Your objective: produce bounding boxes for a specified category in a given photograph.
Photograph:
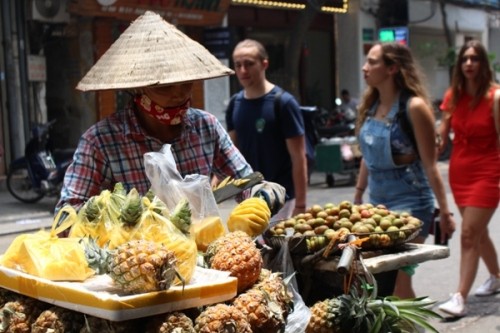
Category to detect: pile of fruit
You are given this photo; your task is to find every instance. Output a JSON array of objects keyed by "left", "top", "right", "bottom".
[
  {"left": 0, "top": 230, "right": 440, "bottom": 333},
  {"left": 0, "top": 184, "right": 442, "bottom": 332},
  {"left": 265, "top": 200, "right": 423, "bottom": 253}
]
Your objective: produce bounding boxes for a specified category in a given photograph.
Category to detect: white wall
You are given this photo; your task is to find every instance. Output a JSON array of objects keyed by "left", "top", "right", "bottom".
[{"left": 337, "top": 0, "right": 367, "bottom": 102}]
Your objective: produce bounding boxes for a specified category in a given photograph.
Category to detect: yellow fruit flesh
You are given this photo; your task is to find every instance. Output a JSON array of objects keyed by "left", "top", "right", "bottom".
[{"left": 191, "top": 216, "right": 226, "bottom": 252}]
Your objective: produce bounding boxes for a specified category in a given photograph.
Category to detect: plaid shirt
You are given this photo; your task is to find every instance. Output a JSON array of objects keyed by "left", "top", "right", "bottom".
[{"left": 58, "top": 105, "right": 252, "bottom": 210}]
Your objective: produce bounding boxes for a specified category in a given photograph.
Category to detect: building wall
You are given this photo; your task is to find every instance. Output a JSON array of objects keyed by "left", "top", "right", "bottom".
[{"left": 337, "top": 0, "right": 496, "bottom": 103}]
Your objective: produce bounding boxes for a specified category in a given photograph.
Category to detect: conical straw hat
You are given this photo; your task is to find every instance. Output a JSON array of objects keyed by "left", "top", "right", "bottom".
[{"left": 76, "top": 11, "right": 234, "bottom": 91}]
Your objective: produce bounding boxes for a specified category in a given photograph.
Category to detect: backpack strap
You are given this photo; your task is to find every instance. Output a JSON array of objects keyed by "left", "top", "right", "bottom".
[
  {"left": 395, "top": 91, "right": 418, "bottom": 155},
  {"left": 273, "top": 88, "right": 285, "bottom": 122},
  {"left": 225, "top": 92, "right": 242, "bottom": 128}
]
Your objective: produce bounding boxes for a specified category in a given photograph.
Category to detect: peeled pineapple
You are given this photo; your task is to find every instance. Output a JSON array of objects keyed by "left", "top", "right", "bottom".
[
  {"left": 190, "top": 216, "right": 226, "bottom": 252},
  {"left": 0, "top": 213, "right": 94, "bottom": 281},
  {"left": 227, "top": 197, "right": 271, "bottom": 237}
]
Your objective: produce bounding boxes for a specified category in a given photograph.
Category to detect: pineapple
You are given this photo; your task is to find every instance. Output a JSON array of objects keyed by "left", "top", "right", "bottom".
[
  {"left": 194, "top": 304, "right": 252, "bottom": 333},
  {"left": 232, "top": 288, "right": 285, "bottom": 333},
  {"left": 0, "top": 296, "right": 48, "bottom": 333},
  {"left": 306, "top": 286, "right": 442, "bottom": 333},
  {"left": 108, "top": 188, "right": 144, "bottom": 249},
  {"left": 252, "top": 270, "right": 294, "bottom": 319},
  {"left": 306, "top": 296, "right": 350, "bottom": 333},
  {"left": 84, "top": 239, "right": 182, "bottom": 294},
  {"left": 145, "top": 312, "right": 195, "bottom": 333},
  {"left": 80, "top": 316, "right": 139, "bottom": 333},
  {"left": 31, "top": 306, "right": 84, "bottom": 333},
  {"left": 169, "top": 198, "right": 192, "bottom": 234},
  {"left": 204, "top": 231, "right": 253, "bottom": 267},
  {"left": 208, "top": 232, "right": 262, "bottom": 292}
]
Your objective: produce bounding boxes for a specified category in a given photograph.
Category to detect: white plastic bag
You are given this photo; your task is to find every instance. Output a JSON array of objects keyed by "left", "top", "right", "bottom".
[
  {"left": 144, "top": 144, "right": 220, "bottom": 220},
  {"left": 285, "top": 283, "right": 311, "bottom": 333},
  {"left": 144, "top": 145, "right": 226, "bottom": 251}
]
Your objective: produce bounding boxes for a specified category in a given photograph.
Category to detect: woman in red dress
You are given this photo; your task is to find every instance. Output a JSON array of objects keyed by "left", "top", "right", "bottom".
[{"left": 438, "top": 40, "right": 500, "bottom": 317}]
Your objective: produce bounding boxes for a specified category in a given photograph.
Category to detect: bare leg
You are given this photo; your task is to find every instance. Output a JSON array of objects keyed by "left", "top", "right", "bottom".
[
  {"left": 457, "top": 206, "right": 496, "bottom": 298},
  {"left": 393, "top": 236, "right": 425, "bottom": 299},
  {"left": 479, "top": 226, "right": 500, "bottom": 278}
]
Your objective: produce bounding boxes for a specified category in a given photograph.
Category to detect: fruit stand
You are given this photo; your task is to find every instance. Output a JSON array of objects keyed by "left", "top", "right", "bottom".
[{"left": 0, "top": 181, "right": 448, "bottom": 332}]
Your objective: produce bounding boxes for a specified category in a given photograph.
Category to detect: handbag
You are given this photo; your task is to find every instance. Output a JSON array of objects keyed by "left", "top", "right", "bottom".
[{"left": 429, "top": 208, "right": 448, "bottom": 246}]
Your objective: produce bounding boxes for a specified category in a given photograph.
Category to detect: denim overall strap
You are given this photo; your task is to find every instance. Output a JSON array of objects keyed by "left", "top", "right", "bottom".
[{"left": 359, "top": 98, "right": 402, "bottom": 171}]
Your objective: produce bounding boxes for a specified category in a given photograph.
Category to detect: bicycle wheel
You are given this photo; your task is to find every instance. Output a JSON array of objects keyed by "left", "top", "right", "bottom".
[{"left": 6, "top": 165, "right": 45, "bottom": 203}]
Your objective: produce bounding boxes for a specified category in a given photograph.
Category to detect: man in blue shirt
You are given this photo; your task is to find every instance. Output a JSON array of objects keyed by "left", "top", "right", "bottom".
[{"left": 226, "top": 39, "right": 308, "bottom": 219}]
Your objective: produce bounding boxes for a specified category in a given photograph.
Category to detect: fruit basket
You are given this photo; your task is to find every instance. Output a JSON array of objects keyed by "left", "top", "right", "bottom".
[
  {"left": 264, "top": 224, "right": 421, "bottom": 255},
  {"left": 263, "top": 201, "right": 424, "bottom": 255}
]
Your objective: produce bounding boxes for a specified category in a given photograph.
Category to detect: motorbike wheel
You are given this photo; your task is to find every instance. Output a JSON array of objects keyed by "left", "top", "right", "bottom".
[{"left": 6, "top": 165, "right": 45, "bottom": 203}]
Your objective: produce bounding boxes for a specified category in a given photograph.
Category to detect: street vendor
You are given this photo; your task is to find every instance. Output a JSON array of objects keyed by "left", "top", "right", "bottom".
[{"left": 56, "top": 11, "right": 284, "bottom": 213}]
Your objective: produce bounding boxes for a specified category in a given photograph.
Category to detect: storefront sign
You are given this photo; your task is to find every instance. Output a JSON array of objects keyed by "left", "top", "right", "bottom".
[
  {"left": 27, "top": 55, "right": 47, "bottom": 82},
  {"left": 204, "top": 27, "right": 231, "bottom": 59},
  {"left": 69, "top": 0, "right": 231, "bottom": 26},
  {"left": 378, "top": 26, "right": 409, "bottom": 45}
]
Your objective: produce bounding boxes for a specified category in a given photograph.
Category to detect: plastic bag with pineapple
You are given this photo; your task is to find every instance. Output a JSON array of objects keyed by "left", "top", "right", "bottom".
[
  {"left": 144, "top": 144, "right": 225, "bottom": 251},
  {"left": 0, "top": 208, "right": 94, "bottom": 281}
]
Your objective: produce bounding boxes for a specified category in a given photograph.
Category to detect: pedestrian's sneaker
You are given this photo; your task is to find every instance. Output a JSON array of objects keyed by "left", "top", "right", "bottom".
[
  {"left": 438, "top": 293, "right": 467, "bottom": 317},
  {"left": 474, "top": 275, "right": 500, "bottom": 296}
]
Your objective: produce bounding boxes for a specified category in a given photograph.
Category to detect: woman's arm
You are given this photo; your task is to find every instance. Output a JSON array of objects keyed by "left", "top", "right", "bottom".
[
  {"left": 409, "top": 97, "right": 456, "bottom": 240},
  {"left": 354, "top": 158, "right": 368, "bottom": 204}
]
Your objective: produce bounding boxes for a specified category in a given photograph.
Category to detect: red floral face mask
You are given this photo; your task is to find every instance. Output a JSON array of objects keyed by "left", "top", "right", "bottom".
[{"left": 134, "top": 94, "right": 190, "bottom": 125}]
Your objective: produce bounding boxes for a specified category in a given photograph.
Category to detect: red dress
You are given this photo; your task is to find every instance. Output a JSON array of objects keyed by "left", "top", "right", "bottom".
[{"left": 440, "top": 88, "right": 500, "bottom": 208}]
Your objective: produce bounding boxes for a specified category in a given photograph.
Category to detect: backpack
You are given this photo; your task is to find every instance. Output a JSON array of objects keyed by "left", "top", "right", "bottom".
[{"left": 227, "top": 89, "right": 320, "bottom": 163}]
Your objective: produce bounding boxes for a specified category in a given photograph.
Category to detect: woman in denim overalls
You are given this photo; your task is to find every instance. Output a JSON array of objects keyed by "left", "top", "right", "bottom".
[{"left": 354, "top": 43, "right": 456, "bottom": 299}]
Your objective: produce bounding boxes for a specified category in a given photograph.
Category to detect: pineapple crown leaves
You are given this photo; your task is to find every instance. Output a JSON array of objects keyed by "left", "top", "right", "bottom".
[
  {"left": 169, "top": 198, "right": 192, "bottom": 234},
  {"left": 145, "top": 188, "right": 155, "bottom": 202},
  {"left": 0, "top": 305, "right": 17, "bottom": 332},
  {"left": 113, "top": 182, "right": 127, "bottom": 196},
  {"left": 368, "top": 296, "right": 442, "bottom": 333},
  {"left": 157, "top": 257, "right": 186, "bottom": 293},
  {"left": 80, "top": 237, "right": 112, "bottom": 275},
  {"left": 84, "top": 196, "right": 101, "bottom": 223},
  {"left": 119, "top": 188, "right": 143, "bottom": 225}
]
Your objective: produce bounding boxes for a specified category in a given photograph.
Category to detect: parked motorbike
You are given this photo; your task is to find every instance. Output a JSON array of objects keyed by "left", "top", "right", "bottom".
[
  {"left": 314, "top": 104, "right": 356, "bottom": 139},
  {"left": 6, "top": 120, "right": 74, "bottom": 203}
]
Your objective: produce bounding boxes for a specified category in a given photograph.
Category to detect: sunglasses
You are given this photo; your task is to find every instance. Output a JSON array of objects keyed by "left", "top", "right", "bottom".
[{"left": 461, "top": 55, "right": 480, "bottom": 63}]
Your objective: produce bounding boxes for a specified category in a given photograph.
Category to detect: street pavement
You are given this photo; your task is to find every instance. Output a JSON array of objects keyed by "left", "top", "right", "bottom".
[{"left": 0, "top": 163, "right": 499, "bottom": 332}]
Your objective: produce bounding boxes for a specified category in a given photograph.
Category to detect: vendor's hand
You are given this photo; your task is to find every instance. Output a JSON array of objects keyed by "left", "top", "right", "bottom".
[
  {"left": 292, "top": 206, "right": 306, "bottom": 217},
  {"left": 251, "top": 181, "right": 286, "bottom": 215},
  {"left": 439, "top": 211, "right": 456, "bottom": 244}
]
